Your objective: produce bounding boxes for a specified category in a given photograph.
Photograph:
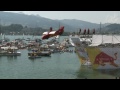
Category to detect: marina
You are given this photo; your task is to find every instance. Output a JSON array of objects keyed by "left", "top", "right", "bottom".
[
  {"left": 0, "top": 35, "right": 120, "bottom": 79},
  {"left": 1, "top": 11, "right": 120, "bottom": 79}
]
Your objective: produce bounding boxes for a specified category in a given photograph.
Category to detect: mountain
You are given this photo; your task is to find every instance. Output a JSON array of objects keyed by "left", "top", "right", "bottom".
[
  {"left": 0, "top": 11, "right": 76, "bottom": 32},
  {"left": 102, "top": 23, "right": 120, "bottom": 34},
  {"left": 58, "top": 19, "right": 100, "bottom": 29},
  {"left": 0, "top": 11, "right": 102, "bottom": 32}
]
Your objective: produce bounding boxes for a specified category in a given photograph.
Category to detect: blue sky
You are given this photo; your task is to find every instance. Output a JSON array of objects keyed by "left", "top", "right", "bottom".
[{"left": 4, "top": 11, "right": 120, "bottom": 24}]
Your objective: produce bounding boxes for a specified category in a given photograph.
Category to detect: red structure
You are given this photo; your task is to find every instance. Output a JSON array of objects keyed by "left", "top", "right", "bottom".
[{"left": 42, "top": 26, "right": 64, "bottom": 40}]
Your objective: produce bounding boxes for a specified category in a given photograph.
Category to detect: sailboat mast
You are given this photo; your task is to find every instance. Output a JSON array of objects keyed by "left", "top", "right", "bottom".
[
  {"left": 0, "top": 19, "right": 2, "bottom": 40},
  {"left": 100, "top": 22, "right": 101, "bottom": 34},
  {"left": 0, "top": 19, "right": 1, "bottom": 33},
  {"left": 59, "top": 22, "right": 60, "bottom": 28},
  {"left": 100, "top": 22, "right": 103, "bottom": 44}
]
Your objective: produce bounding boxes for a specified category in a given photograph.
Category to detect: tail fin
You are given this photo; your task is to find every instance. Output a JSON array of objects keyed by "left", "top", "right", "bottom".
[
  {"left": 60, "top": 26, "right": 64, "bottom": 35},
  {"left": 60, "top": 26, "right": 64, "bottom": 30},
  {"left": 55, "top": 26, "right": 64, "bottom": 35}
]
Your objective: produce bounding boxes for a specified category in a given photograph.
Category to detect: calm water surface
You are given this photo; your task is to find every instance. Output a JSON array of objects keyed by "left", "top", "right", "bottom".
[{"left": 0, "top": 35, "right": 120, "bottom": 79}]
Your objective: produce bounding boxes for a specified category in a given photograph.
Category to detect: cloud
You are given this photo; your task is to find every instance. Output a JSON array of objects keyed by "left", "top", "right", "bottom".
[{"left": 105, "top": 13, "right": 120, "bottom": 23}]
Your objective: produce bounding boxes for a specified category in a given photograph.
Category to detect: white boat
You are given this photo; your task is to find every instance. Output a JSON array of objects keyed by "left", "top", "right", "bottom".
[
  {"left": 69, "top": 35, "right": 92, "bottom": 47},
  {"left": 69, "top": 35, "right": 81, "bottom": 47},
  {"left": 0, "top": 46, "right": 21, "bottom": 56},
  {"left": 55, "top": 35, "right": 59, "bottom": 39},
  {"left": 28, "top": 49, "right": 51, "bottom": 57}
]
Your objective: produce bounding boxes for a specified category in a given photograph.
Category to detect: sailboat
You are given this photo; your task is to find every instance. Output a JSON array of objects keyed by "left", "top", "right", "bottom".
[{"left": 22, "top": 33, "right": 25, "bottom": 40}]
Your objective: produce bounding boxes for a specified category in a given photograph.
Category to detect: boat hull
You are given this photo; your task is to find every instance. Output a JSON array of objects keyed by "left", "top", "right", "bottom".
[
  {"left": 28, "top": 51, "right": 51, "bottom": 56},
  {"left": 75, "top": 46, "right": 90, "bottom": 65},
  {"left": 0, "top": 52, "right": 21, "bottom": 56},
  {"left": 28, "top": 56, "right": 41, "bottom": 59},
  {"left": 86, "top": 47, "right": 120, "bottom": 69}
]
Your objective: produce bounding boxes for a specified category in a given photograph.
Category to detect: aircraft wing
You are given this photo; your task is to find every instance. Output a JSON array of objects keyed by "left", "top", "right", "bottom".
[
  {"left": 43, "top": 32, "right": 49, "bottom": 35},
  {"left": 49, "top": 31, "right": 56, "bottom": 34}
]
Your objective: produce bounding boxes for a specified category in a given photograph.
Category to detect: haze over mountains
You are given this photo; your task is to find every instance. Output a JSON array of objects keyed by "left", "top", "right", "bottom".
[
  {"left": 0, "top": 11, "right": 101, "bottom": 31},
  {"left": 0, "top": 11, "right": 120, "bottom": 33}
]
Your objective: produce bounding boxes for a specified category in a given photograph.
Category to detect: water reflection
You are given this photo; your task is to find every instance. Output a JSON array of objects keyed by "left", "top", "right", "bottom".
[
  {"left": 76, "top": 65, "right": 93, "bottom": 79},
  {"left": 7, "top": 56, "right": 18, "bottom": 60},
  {"left": 28, "top": 56, "right": 52, "bottom": 63},
  {"left": 96, "top": 69, "right": 120, "bottom": 78},
  {"left": 0, "top": 56, "right": 2, "bottom": 59},
  {"left": 76, "top": 65, "right": 120, "bottom": 79},
  {"left": 0, "top": 56, "right": 18, "bottom": 62}
]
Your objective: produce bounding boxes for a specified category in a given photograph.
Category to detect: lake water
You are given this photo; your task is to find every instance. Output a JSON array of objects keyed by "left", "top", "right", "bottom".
[{"left": 0, "top": 35, "right": 119, "bottom": 79}]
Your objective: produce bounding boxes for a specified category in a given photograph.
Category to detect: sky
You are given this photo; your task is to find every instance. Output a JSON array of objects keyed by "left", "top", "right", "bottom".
[{"left": 4, "top": 11, "right": 120, "bottom": 24}]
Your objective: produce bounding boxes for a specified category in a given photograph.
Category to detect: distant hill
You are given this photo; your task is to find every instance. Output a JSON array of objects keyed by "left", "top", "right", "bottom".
[
  {"left": 0, "top": 11, "right": 76, "bottom": 32},
  {"left": 102, "top": 23, "right": 120, "bottom": 34},
  {"left": 58, "top": 19, "right": 100, "bottom": 29},
  {"left": 0, "top": 11, "right": 108, "bottom": 32}
]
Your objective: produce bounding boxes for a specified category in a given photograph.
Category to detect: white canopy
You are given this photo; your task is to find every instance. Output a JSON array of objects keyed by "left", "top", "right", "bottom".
[{"left": 89, "top": 35, "right": 120, "bottom": 46}]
